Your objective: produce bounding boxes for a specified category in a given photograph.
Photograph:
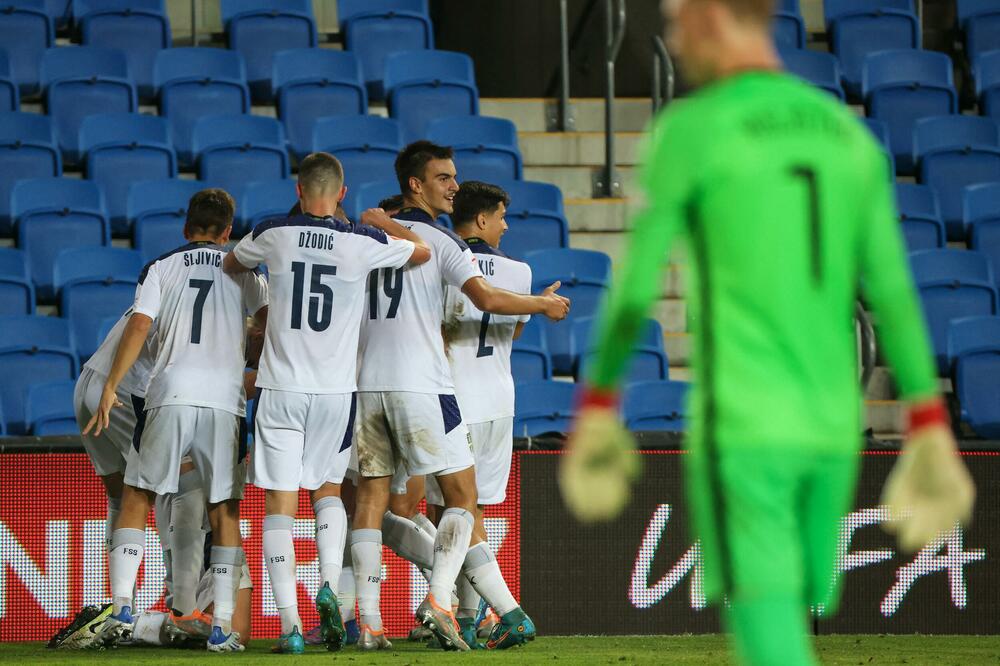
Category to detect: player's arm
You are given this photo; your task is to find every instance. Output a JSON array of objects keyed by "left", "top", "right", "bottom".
[
  {"left": 223, "top": 251, "right": 252, "bottom": 274},
  {"left": 225, "top": 232, "right": 270, "bottom": 275},
  {"left": 84, "top": 313, "right": 153, "bottom": 436},
  {"left": 361, "top": 208, "right": 431, "bottom": 266},
  {"left": 461, "top": 276, "right": 569, "bottom": 321}
]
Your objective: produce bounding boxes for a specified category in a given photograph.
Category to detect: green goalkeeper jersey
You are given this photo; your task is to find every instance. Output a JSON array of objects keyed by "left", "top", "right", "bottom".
[{"left": 588, "top": 71, "right": 938, "bottom": 452}]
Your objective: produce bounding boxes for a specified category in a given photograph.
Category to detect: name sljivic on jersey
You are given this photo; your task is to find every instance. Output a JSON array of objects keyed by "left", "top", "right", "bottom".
[
  {"left": 444, "top": 238, "right": 531, "bottom": 423},
  {"left": 232, "top": 214, "right": 415, "bottom": 393},
  {"left": 358, "top": 208, "right": 483, "bottom": 394},
  {"left": 133, "top": 241, "right": 268, "bottom": 416}
]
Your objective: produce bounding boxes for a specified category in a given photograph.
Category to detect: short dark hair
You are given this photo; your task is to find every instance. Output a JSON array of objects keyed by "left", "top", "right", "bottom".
[
  {"left": 395, "top": 141, "right": 454, "bottom": 195},
  {"left": 299, "top": 152, "right": 345, "bottom": 196},
  {"left": 185, "top": 188, "right": 234, "bottom": 236},
  {"left": 451, "top": 181, "right": 510, "bottom": 227},
  {"left": 378, "top": 194, "right": 406, "bottom": 211}
]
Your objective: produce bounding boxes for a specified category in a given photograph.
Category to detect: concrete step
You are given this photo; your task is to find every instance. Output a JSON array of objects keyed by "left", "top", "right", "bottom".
[
  {"left": 524, "top": 165, "right": 638, "bottom": 199},
  {"left": 519, "top": 131, "right": 643, "bottom": 167},
  {"left": 867, "top": 400, "right": 905, "bottom": 435},
  {"left": 653, "top": 298, "right": 687, "bottom": 334},
  {"left": 481, "top": 97, "right": 653, "bottom": 133},
  {"left": 564, "top": 198, "right": 631, "bottom": 232}
]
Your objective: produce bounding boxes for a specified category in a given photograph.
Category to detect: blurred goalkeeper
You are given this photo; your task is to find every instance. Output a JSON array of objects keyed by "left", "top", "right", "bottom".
[{"left": 560, "top": 0, "right": 975, "bottom": 664}]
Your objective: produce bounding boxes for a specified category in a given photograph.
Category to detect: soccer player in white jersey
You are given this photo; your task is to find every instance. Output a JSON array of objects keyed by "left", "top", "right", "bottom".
[
  {"left": 85, "top": 189, "right": 269, "bottom": 653},
  {"left": 223, "top": 153, "right": 431, "bottom": 654},
  {"left": 352, "top": 141, "right": 569, "bottom": 651}
]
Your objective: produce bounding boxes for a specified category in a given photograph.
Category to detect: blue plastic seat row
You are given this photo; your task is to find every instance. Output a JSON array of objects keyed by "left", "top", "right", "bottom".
[{"left": 948, "top": 314, "right": 1000, "bottom": 438}]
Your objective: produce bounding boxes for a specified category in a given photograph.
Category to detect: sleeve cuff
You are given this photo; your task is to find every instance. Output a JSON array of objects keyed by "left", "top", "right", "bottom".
[
  {"left": 908, "top": 398, "right": 949, "bottom": 433},
  {"left": 576, "top": 385, "right": 619, "bottom": 410}
]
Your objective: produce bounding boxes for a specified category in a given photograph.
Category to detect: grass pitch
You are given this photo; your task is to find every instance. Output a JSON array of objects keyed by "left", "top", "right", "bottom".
[{"left": 2, "top": 635, "right": 999, "bottom": 664}]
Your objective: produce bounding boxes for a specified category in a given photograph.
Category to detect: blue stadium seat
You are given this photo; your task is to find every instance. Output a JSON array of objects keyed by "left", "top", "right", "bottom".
[
  {"left": 826, "top": 0, "right": 920, "bottom": 99},
  {"left": 154, "top": 48, "right": 251, "bottom": 167},
  {"left": 780, "top": 48, "right": 844, "bottom": 100},
  {"left": 861, "top": 117, "right": 896, "bottom": 177},
  {"left": 344, "top": 178, "right": 402, "bottom": 223},
  {"left": 863, "top": 49, "right": 957, "bottom": 176},
  {"left": 192, "top": 115, "right": 289, "bottom": 199},
  {"left": 74, "top": 0, "right": 170, "bottom": 101},
  {"left": 958, "top": 0, "right": 1000, "bottom": 64},
  {"left": 0, "top": 396, "right": 5, "bottom": 435},
  {"left": 25, "top": 379, "right": 77, "bottom": 435},
  {"left": 427, "top": 115, "right": 523, "bottom": 182},
  {"left": 130, "top": 179, "right": 206, "bottom": 263},
  {"left": 513, "top": 380, "right": 575, "bottom": 437},
  {"left": 773, "top": 0, "right": 805, "bottom": 50},
  {"left": 490, "top": 178, "right": 569, "bottom": 259},
  {"left": 0, "top": 0, "right": 53, "bottom": 96},
  {"left": 40, "top": 46, "right": 137, "bottom": 163},
  {"left": 13, "top": 178, "right": 109, "bottom": 301},
  {"left": 96, "top": 314, "right": 119, "bottom": 345},
  {"left": 573, "top": 316, "right": 669, "bottom": 383},
  {"left": 0, "top": 247, "right": 34, "bottom": 314},
  {"left": 41, "top": 0, "right": 69, "bottom": 30},
  {"left": 914, "top": 116, "right": 1000, "bottom": 240},
  {"left": 273, "top": 48, "right": 367, "bottom": 159},
  {"left": 965, "top": 182, "right": 1000, "bottom": 288},
  {"left": 910, "top": 248, "right": 998, "bottom": 374},
  {"left": 79, "top": 113, "right": 176, "bottom": 236},
  {"left": 623, "top": 380, "right": 689, "bottom": 433},
  {"left": 974, "top": 50, "right": 1000, "bottom": 121},
  {"left": 0, "top": 49, "right": 19, "bottom": 111},
  {"left": 0, "top": 314, "right": 77, "bottom": 434},
  {"left": 948, "top": 315, "right": 1000, "bottom": 437},
  {"left": 339, "top": 0, "right": 434, "bottom": 100},
  {"left": 895, "top": 183, "right": 944, "bottom": 250},
  {"left": 221, "top": 0, "right": 318, "bottom": 103},
  {"left": 311, "top": 116, "right": 403, "bottom": 186},
  {"left": 240, "top": 179, "right": 297, "bottom": 233},
  {"left": 493, "top": 179, "right": 564, "bottom": 214},
  {"left": 54, "top": 246, "right": 141, "bottom": 361},
  {"left": 510, "top": 317, "right": 551, "bottom": 382},
  {"left": 0, "top": 111, "right": 61, "bottom": 235},
  {"left": 384, "top": 50, "right": 479, "bottom": 142}
]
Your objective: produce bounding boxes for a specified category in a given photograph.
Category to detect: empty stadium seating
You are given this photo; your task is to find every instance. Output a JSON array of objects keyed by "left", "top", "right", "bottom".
[
  {"left": 129, "top": 179, "right": 206, "bottom": 263},
  {"left": 911, "top": 248, "right": 998, "bottom": 373},
  {"left": 780, "top": 48, "right": 843, "bottom": 100},
  {"left": 0, "top": 0, "right": 53, "bottom": 96},
  {"left": 773, "top": 0, "right": 806, "bottom": 50},
  {"left": 895, "top": 183, "right": 945, "bottom": 250},
  {"left": 510, "top": 317, "right": 552, "bottom": 382},
  {"left": 974, "top": 49, "right": 1000, "bottom": 120},
  {"left": 948, "top": 315, "right": 1000, "bottom": 437},
  {"left": 623, "top": 380, "right": 689, "bottom": 432},
  {"left": 0, "top": 247, "right": 35, "bottom": 315},
  {"left": 965, "top": 182, "right": 1000, "bottom": 286},
  {"left": 0, "top": 111, "right": 61, "bottom": 235},
  {"left": 273, "top": 48, "right": 367, "bottom": 159},
  {"left": 493, "top": 179, "right": 569, "bottom": 259},
  {"left": 311, "top": 116, "right": 403, "bottom": 186},
  {"left": 384, "top": 50, "right": 479, "bottom": 142},
  {"left": 573, "top": 316, "right": 669, "bottom": 383},
  {"left": 344, "top": 178, "right": 403, "bottom": 223},
  {"left": 958, "top": 0, "right": 1000, "bottom": 64},
  {"left": 0, "top": 314, "right": 78, "bottom": 435},
  {"left": 513, "top": 380, "right": 574, "bottom": 437},
  {"left": 427, "top": 115, "right": 524, "bottom": 182},
  {"left": 0, "top": 49, "right": 19, "bottom": 111},
  {"left": 221, "top": 0, "right": 317, "bottom": 103},
  {"left": 240, "top": 179, "right": 297, "bottom": 233},
  {"left": 79, "top": 112, "right": 177, "bottom": 236},
  {"left": 25, "top": 379, "right": 76, "bottom": 435},
  {"left": 192, "top": 114, "right": 289, "bottom": 198}
]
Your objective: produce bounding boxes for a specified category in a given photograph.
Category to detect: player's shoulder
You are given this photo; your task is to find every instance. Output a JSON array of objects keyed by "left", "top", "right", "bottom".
[
  {"left": 138, "top": 241, "right": 222, "bottom": 284},
  {"left": 395, "top": 208, "right": 469, "bottom": 252},
  {"left": 251, "top": 213, "right": 385, "bottom": 242}
]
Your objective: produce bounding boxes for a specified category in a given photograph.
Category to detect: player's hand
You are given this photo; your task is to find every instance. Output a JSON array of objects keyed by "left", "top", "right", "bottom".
[
  {"left": 361, "top": 207, "right": 393, "bottom": 229},
  {"left": 881, "top": 400, "right": 976, "bottom": 553},
  {"left": 82, "top": 385, "right": 123, "bottom": 437},
  {"left": 560, "top": 389, "right": 639, "bottom": 522},
  {"left": 539, "top": 281, "right": 571, "bottom": 321}
]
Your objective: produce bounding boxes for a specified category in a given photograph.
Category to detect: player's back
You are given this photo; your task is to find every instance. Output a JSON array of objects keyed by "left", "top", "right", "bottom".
[
  {"left": 358, "top": 208, "right": 482, "bottom": 393},
  {"left": 83, "top": 308, "right": 156, "bottom": 397},
  {"left": 669, "top": 72, "right": 893, "bottom": 450},
  {"left": 444, "top": 239, "right": 531, "bottom": 424},
  {"left": 136, "top": 241, "right": 260, "bottom": 415}
]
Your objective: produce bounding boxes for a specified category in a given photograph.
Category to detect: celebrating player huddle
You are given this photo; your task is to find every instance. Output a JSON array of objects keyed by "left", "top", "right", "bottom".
[{"left": 64, "top": 141, "right": 569, "bottom": 654}]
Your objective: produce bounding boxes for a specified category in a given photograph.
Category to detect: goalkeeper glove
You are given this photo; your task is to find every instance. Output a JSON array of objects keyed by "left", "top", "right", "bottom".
[
  {"left": 559, "top": 387, "right": 641, "bottom": 523},
  {"left": 881, "top": 399, "right": 976, "bottom": 553}
]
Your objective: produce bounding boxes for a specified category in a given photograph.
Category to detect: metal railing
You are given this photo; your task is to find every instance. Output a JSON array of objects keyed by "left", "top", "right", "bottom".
[
  {"left": 554, "top": 0, "right": 576, "bottom": 132},
  {"left": 651, "top": 35, "right": 675, "bottom": 115},
  {"left": 597, "top": 0, "right": 627, "bottom": 198}
]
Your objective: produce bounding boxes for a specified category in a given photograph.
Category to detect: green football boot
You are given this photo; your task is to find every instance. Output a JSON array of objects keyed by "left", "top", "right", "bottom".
[
  {"left": 315, "top": 582, "right": 345, "bottom": 651},
  {"left": 457, "top": 617, "right": 484, "bottom": 650},
  {"left": 271, "top": 626, "right": 305, "bottom": 654},
  {"left": 484, "top": 608, "right": 536, "bottom": 650}
]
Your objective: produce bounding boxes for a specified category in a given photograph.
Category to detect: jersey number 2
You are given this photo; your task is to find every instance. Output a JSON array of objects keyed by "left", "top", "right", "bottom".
[
  {"left": 291, "top": 261, "right": 337, "bottom": 331},
  {"left": 477, "top": 313, "right": 494, "bottom": 357},
  {"left": 188, "top": 279, "right": 213, "bottom": 344},
  {"left": 789, "top": 165, "right": 822, "bottom": 284}
]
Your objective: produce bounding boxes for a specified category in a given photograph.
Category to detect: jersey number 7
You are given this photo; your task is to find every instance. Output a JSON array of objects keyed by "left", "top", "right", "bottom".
[{"left": 789, "top": 164, "right": 822, "bottom": 284}]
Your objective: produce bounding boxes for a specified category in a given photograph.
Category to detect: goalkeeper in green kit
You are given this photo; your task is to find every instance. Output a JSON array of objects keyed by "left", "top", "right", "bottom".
[{"left": 559, "top": 0, "right": 975, "bottom": 663}]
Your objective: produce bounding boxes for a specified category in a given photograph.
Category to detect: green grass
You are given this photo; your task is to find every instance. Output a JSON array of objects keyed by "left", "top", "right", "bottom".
[{"left": 3, "top": 636, "right": 1000, "bottom": 664}]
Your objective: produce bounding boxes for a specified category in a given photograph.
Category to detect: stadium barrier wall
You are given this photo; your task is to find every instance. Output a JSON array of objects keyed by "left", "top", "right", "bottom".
[{"left": 0, "top": 447, "right": 997, "bottom": 640}]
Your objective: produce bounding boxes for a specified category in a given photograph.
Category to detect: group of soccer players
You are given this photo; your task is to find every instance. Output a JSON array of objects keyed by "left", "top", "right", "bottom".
[{"left": 62, "top": 140, "right": 569, "bottom": 653}]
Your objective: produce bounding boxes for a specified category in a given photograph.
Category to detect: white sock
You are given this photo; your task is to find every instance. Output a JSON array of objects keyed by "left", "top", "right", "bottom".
[
  {"left": 110, "top": 528, "right": 145, "bottom": 615},
  {"left": 429, "top": 508, "right": 473, "bottom": 604},
  {"left": 130, "top": 611, "right": 167, "bottom": 645},
  {"left": 463, "top": 541, "right": 518, "bottom": 616},
  {"left": 169, "top": 478, "right": 208, "bottom": 615},
  {"left": 105, "top": 497, "right": 121, "bottom": 553},
  {"left": 339, "top": 540, "right": 357, "bottom": 622},
  {"left": 383, "top": 511, "right": 435, "bottom": 570},
  {"left": 412, "top": 512, "right": 438, "bottom": 539},
  {"left": 263, "top": 514, "right": 301, "bottom": 634},
  {"left": 350, "top": 528, "right": 383, "bottom": 631},
  {"left": 456, "top": 573, "right": 481, "bottom": 619},
  {"left": 313, "top": 496, "right": 347, "bottom": 590},
  {"left": 210, "top": 546, "right": 242, "bottom": 634}
]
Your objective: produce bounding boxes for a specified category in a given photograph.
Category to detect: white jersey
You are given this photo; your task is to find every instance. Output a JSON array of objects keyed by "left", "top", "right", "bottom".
[
  {"left": 133, "top": 241, "right": 268, "bottom": 416},
  {"left": 444, "top": 239, "right": 531, "bottom": 423},
  {"left": 232, "top": 214, "right": 415, "bottom": 393},
  {"left": 83, "top": 308, "right": 156, "bottom": 397},
  {"left": 358, "top": 208, "right": 483, "bottom": 393}
]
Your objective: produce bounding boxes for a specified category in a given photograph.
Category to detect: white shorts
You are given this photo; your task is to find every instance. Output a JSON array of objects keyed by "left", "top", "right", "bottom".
[
  {"left": 74, "top": 368, "right": 138, "bottom": 477},
  {"left": 195, "top": 561, "right": 253, "bottom": 612},
  {"left": 425, "top": 417, "right": 514, "bottom": 506},
  {"left": 346, "top": 452, "right": 411, "bottom": 494},
  {"left": 125, "top": 405, "right": 247, "bottom": 504},
  {"left": 355, "top": 391, "right": 474, "bottom": 479},
  {"left": 252, "top": 389, "right": 355, "bottom": 491}
]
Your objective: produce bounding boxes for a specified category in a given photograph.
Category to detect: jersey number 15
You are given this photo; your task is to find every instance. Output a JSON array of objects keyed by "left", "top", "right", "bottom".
[{"left": 291, "top": 261, "right": 337, "bottom": 332}]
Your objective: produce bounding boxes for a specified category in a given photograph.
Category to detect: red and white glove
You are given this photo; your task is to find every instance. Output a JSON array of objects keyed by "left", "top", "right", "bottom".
[
  {"left": 881, "top": 399, "right": 976, "bottom": 553},
  {"left": 559, "top": 388, "right": 641, "bottom": 523}
]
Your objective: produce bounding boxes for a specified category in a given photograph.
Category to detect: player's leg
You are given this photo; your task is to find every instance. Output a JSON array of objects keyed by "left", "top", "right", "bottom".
[{"left": 166, "top": 463, "right": 209, "bottom": 616}]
